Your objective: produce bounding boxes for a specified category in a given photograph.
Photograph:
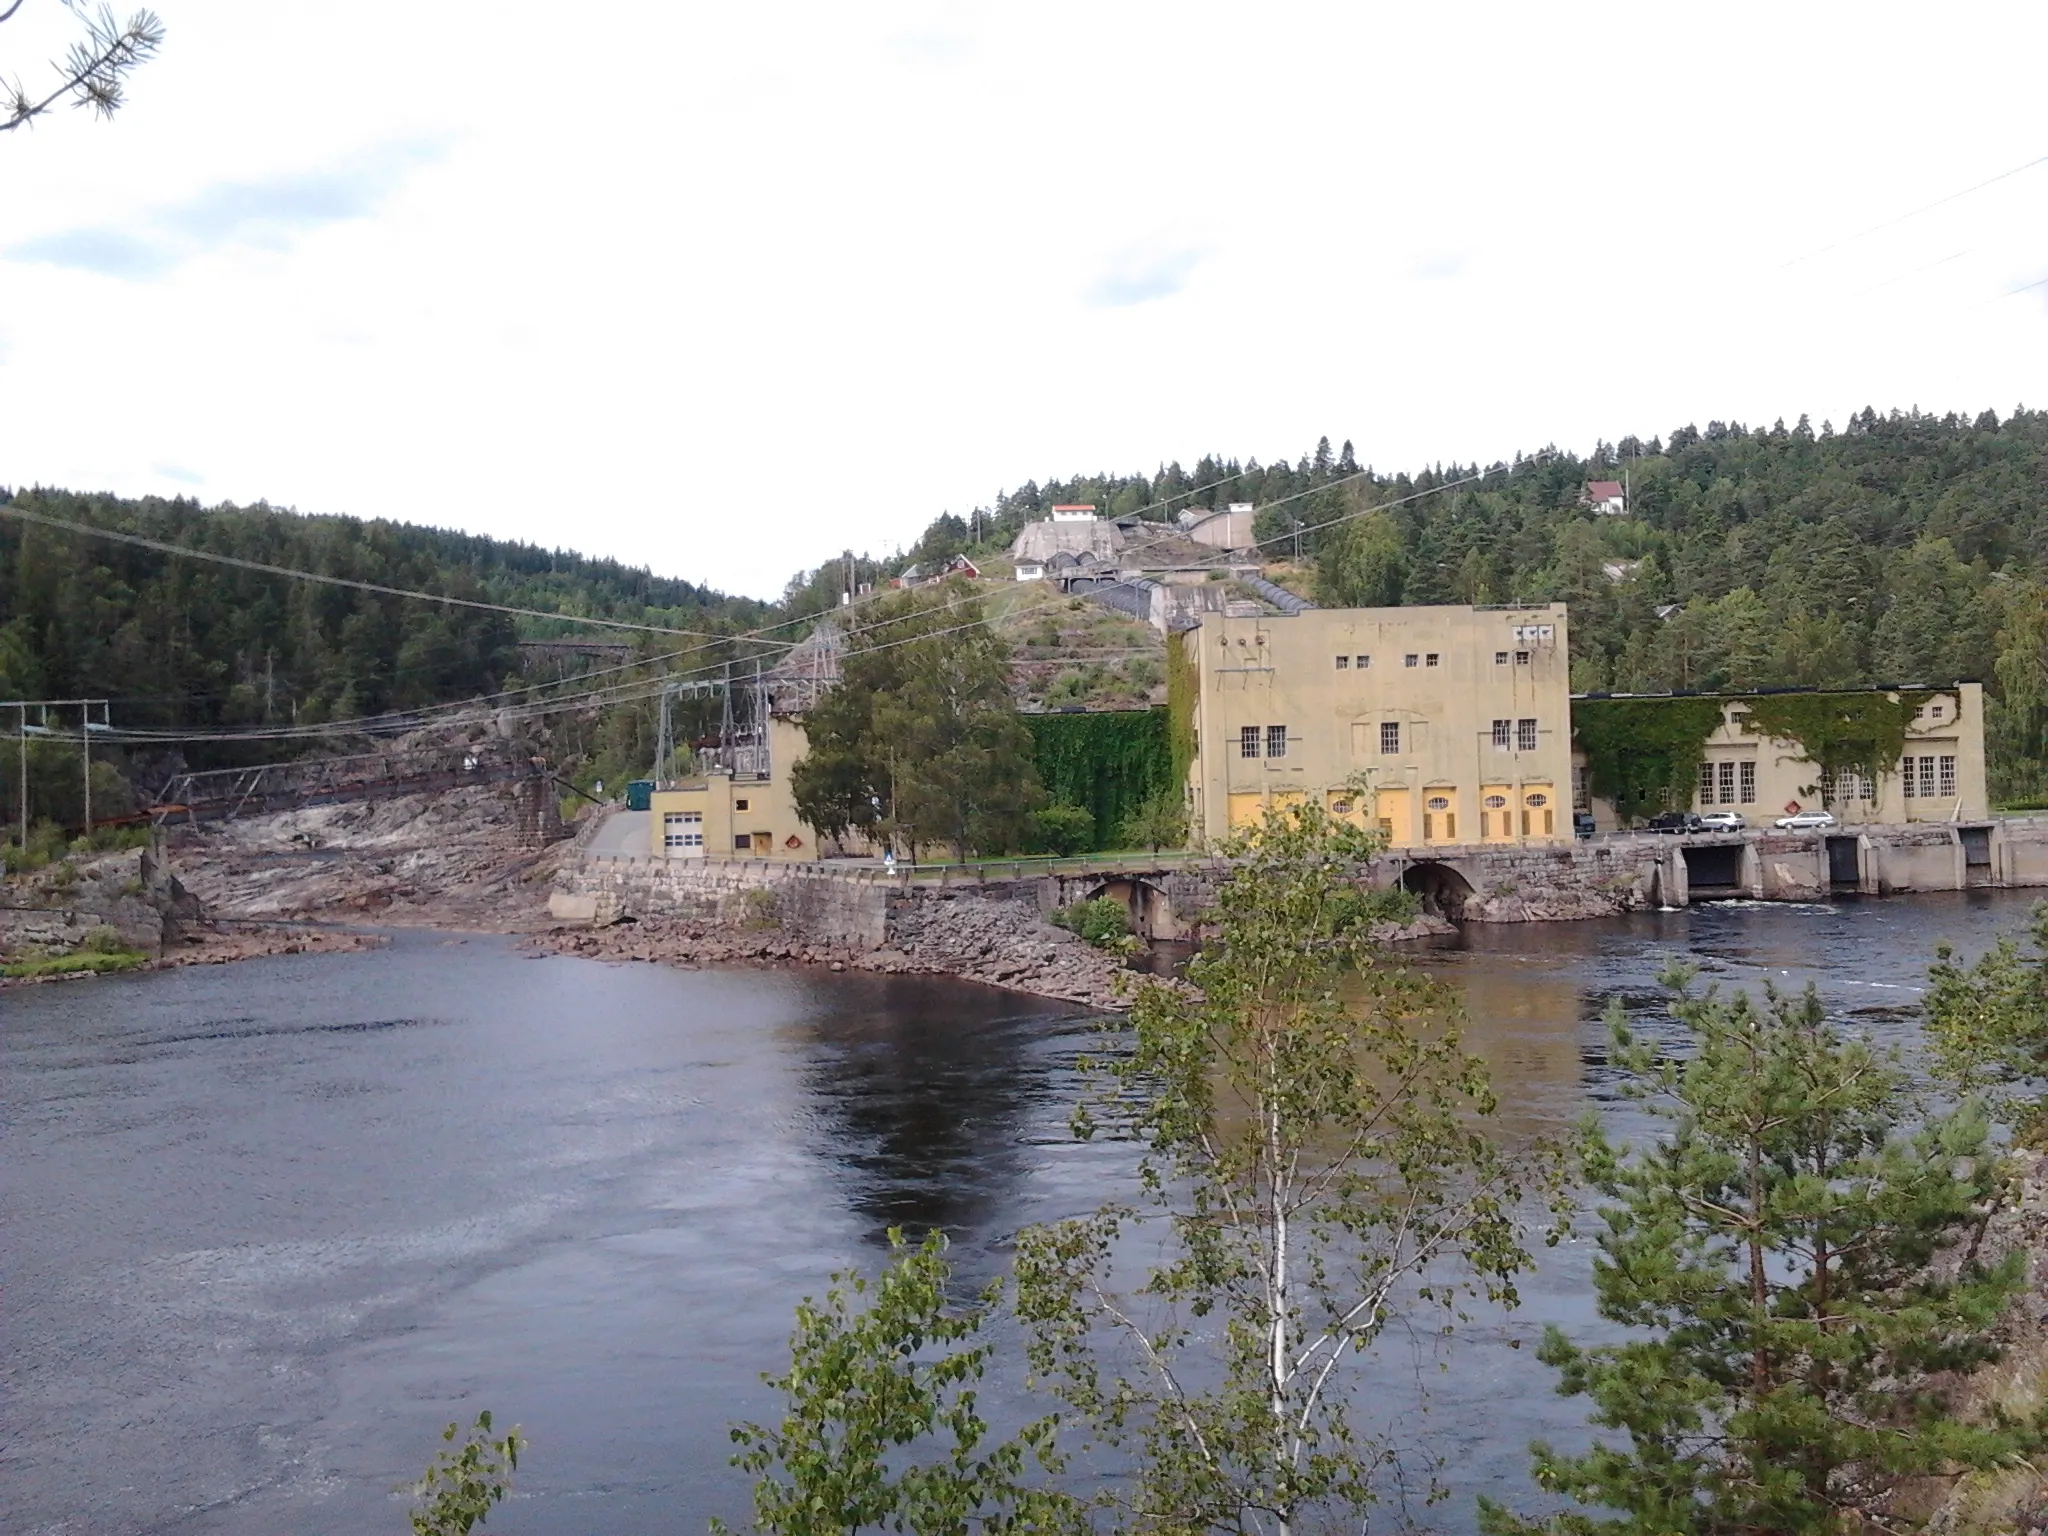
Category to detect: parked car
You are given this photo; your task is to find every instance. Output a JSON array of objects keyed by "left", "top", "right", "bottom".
[
  {"left": 1773, "top": 810, "right": 1838, "bottom": 831},
  {"left": 1573, "top": 811, "right": 1597, "bottom": 839},
  {"left": 1697, "top": 811, "right": 1747, "bottom": 831},
  {"left": 1643, "top": 810, "right": 1704, "bottom": 834}
]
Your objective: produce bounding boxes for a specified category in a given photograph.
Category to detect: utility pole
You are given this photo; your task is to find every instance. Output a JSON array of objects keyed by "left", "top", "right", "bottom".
[{"left": 2, "top": 699, "right": 111, "bottom": 844}]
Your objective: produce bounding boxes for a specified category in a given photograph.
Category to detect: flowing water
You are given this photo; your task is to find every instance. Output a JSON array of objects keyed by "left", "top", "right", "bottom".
[{"left": 4, "top": 891, "right": 2036, "bottom": 1535}]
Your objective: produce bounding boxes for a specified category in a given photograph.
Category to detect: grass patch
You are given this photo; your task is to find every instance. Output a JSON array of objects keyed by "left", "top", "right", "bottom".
[{"left": 2, "top": 949, "right": 149, "bottom": 980}]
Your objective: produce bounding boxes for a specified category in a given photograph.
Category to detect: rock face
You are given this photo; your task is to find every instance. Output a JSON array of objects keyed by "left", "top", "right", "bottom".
[
  {"left": 164, "top": 784, "right": 569, "bottom": 929},
  {"left": 0, "top": 845, "right": 197, "bottom": 961}
]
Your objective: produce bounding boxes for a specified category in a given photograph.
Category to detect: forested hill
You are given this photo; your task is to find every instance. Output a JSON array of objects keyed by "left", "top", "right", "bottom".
[
  {"left": 0, "top": 488, "right": 768, "bottom": 746},
  {"left": 893, "top": 407, "right": 2048, "bottom": 795}
]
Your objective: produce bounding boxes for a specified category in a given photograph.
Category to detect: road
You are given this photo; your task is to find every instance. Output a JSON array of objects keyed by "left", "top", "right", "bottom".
[{"left": 584, "top": 808, "right": 650, "bottom": 858}]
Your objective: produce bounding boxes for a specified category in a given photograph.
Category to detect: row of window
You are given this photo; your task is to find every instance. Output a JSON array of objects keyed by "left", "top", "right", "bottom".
[
  {"left": 1903, "top": 755, "right": 1959, "bottom": 799},
  {"left": 1695, "top": 755, "right": 1960, "bottom": 805},
  {"left": 1240, "top": 725, "right": 1289, "bottom": 758},
  {"left": 1696, "top": 760, "right": 1759, "bottom": 805},
  {"left": 1331, "top": 650, "right": 1536, "bottom": 670},
  {"left": 1244, "top": 720, "right": 1543, "bottom": 758}
]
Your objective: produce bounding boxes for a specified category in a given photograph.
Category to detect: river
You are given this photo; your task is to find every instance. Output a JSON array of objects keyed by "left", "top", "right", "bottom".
[{"left": 4, "top": 890, "right": 2036, "bottom": 1535}]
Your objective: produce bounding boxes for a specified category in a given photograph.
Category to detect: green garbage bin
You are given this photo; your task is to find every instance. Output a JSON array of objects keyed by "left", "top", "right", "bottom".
[{"left": 625, "top": 779, "right": 653, "bottom": 812}]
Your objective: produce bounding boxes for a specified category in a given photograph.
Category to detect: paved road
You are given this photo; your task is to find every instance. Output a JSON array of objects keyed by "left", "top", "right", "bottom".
[{"left": 584, "top": 808, "right": 650, "bottom": 857}]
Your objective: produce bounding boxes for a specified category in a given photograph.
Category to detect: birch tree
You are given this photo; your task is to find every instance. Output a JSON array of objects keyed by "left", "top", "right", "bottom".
[{"left": 1015, "top": 798, "right": 1555, "bottom": 1534}]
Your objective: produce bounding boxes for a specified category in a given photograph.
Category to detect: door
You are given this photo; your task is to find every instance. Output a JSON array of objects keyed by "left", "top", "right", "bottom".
[
  {"left": 1374, "top": 788, "right": 1411, "bottom": 847},
  {"left": 663, "top": 811, "right": 705, "bottom": 858},
  {"left": 1422, "top": 791, "right": 1458, "bottom": 844},
  {"left": 1480, "top": 786, "right": 1513, "bottom": 843},
  {"left": 1227, "top": 792, "right": 1264, "bottom": 830}
]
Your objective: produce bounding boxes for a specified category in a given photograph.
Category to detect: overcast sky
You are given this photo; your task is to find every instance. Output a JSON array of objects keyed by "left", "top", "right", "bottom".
[{"left": 3, "top": 2, "right": 2045, "bottom": 599}]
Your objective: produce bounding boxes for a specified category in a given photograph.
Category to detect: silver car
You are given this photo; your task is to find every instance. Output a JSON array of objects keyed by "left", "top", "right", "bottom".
[
  {"left": 1697, "top": 811, "right": 1747, "bottom": 831},
  {"left": 1773, "top": 810, "right": 1838, "bottom": 831}
]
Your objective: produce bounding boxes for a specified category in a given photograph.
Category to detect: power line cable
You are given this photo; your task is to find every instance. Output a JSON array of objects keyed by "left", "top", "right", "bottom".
[
  {"left": 1779, "top": 150, "right": 2048, "bottom": 270},
  {"left": 0, "top": 502, "right": 742, "bottom": 640}
]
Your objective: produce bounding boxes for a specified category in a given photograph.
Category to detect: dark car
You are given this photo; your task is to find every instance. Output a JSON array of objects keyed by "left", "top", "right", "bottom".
[
  {"left": 1573, "top": 811, "right": 1597, "bottom": 838},
  {"left": 1643, "top": 810, "right": 1703, "bottom": 834}
]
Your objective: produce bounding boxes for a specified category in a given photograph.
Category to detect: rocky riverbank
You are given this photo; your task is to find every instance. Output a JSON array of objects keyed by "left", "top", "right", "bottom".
[{"left": 528, "top": 891, "right": 1140, "bottom": 1011}]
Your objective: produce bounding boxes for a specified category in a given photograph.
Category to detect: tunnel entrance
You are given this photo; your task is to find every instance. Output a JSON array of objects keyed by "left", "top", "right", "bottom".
[
  {"left": 1826, "top": 835, "right": 1862, "bottom": 888},
  {"left": 1681, "top": 843, "right": 1744, "bottom": 893},
  {"left": 1399, "top": 861, "right": 1474, "bottom": 920}
]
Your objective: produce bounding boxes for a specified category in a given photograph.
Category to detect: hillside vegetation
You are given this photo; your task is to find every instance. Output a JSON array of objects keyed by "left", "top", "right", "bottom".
[{"left": 9, "top": 403, "right": 2048, "bottom": 823}]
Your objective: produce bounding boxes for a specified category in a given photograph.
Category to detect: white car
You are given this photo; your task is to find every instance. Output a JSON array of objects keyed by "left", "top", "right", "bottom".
[
  {"left": 1773, "top": 810, "right": 1838, "bottom": 831},
  {"left": 1697, "top": 811, "right": 1747, "bottom": 831}
]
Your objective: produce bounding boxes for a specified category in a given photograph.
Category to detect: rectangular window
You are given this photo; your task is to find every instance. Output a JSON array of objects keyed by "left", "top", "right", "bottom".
[
  {"left": 1740, "top": 760, "right": 1756, "bottom": 803},
  {"left": 1932, "top": 703, "right": 1946, "bottom": 719},
  {"left": 1517, "top": 717, "right": 1538, "bottom": 752},
  {"left": 1334, "top": 655, "right": 1349, "bottom": 670},
  {"left": 1380, "top": 721, "right": 1400, "bottom": 754},
  {"left": 1425, "top": 653, "right": 1440, "bottom": 667},
  {"left": 1903, "top": 756, "right": 1917, "bottom": 798},
  {"left": 1492, "top": 719, "right": 1511, "bottom": 749},
  {"left": 734, "top": 798, "right": 750, "bottom": 812},
  {"left": 1494, "top": 650, "right": 1509, "bottom": 665},
  {"left": 735, "top": 834, "right": 753, "bottom": 852},
  {"left": 1698, "top": 761, "right": 1716, "bottom": 804},
  {"left": 1718, "top": 761, "right": 1735, "bottom": 804},
  {"left": 1404, "top": 654, "right": 1419, "bottom": 668},
  {"left": 1444, "top": 812, "right": 1457, "bottom": 840},
  {"left": 1266, "top": 724, "right": 1288, "bottom": 759},
  {"left": 1355, "top": 654, "right": 1371, "bottom": 669},
  {"left": 1940, "top": 755, "right": 1957, "bottom": 797},
  {"left": 1241, "top": 725, "right": 1261, "bottom": 759},
  {"left": 1573, "top": 765, "right": 1589, "bottom": 809},
  {"left": 1514, "top": 651, "right": 1531, "bottom": 665},
  {"left": 1920, "top": 757, "right": 1938, "bottom": 797},
  {"left": 1521, "top": 808, "right": 1532, "bottom": 836}
]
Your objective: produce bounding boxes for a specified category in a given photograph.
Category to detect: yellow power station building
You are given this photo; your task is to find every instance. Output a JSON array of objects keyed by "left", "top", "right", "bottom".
[{"left": 1181, "top": 603, "right": 1576, "bottom": 849}]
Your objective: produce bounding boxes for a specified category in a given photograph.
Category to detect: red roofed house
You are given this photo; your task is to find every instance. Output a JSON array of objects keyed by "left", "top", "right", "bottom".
[{"left": 1582, "top": 480, "right": 1628, "bottom": 516}]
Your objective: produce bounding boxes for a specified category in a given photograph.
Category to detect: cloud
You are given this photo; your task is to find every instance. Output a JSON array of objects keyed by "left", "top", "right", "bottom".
[
  {"left": 1408, "top": 250, "right": 1470, "bottom": 281},
  {"left": 1086, "top": 246, "right": 1208, "bottom": 308},
  {"left": 9, "top": 228, "right": 178, "bottom": 280},
  {"left": 7, "top": 140, "right": 444, "bottom": 279},
  {"left": 151, "top": 462, "right": 205, "bottom": 485}
]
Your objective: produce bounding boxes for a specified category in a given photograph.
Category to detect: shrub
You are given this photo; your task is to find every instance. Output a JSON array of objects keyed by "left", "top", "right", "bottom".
[
  {"left": 1031, "top": 804, "right": 1095, "bottom": 856},
  {"left": 1051, "top": 895, "right": 1133, "bottom": 948}
]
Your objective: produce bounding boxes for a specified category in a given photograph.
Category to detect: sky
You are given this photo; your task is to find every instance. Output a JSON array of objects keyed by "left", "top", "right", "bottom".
[{"left": 3, "top": 1, "right": 2045, "bottom": 600}]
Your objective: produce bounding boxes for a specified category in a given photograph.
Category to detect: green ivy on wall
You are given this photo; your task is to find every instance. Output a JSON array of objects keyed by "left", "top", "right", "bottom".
[
  {"left": 1166, "top": 633, "right": 1198, "bottom": 793},
  {"left": 1023, "top": 708, "right": 1172, "bottom": 851},
  {"left": 1573, "top": 697, "right": 1725, "bottom": 824},
  {"left": 1740, "top": 690, "right": 1933, "bottom": 784}
]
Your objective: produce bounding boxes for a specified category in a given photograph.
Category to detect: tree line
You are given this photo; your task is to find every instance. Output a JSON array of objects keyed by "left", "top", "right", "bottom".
[{"left": 884, "top": 408, "right": 2048, "bottom": 799}]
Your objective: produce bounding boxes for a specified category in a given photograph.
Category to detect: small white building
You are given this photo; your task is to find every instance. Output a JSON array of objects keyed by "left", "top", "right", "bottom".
[
  {"left": 1584, "top": 480, "right": 1628, "bottom": 516},
  {"left": 1015, "top": 559, "right": 1045, "bottom": 582},
  {"left": 1050, "top": 503, "right": 1098, "bottom": 523}
]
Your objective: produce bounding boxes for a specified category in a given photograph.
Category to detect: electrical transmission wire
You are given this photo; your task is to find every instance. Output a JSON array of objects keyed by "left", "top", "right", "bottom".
[
  {"left": 0, "top": 502, "right": 744, "bottom": 640},
  {"left": 1779, "top": 150, "right": 2048, "bottom": 270}
]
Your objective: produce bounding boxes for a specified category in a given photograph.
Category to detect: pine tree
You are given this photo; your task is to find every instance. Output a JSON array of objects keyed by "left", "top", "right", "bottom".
[{"left": 1484, "top": 973, "right": 2036, "bottom": 1536}]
